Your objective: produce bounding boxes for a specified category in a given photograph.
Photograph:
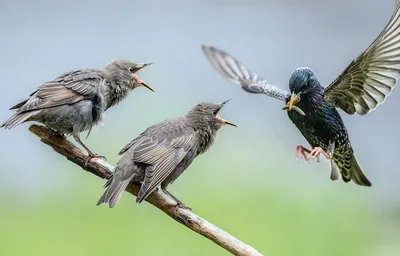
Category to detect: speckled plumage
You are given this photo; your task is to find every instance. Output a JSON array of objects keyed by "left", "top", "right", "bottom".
[
  {"left": 287, "top": 68, "right": 368, "bottom": 184},
  {"left": 201, "top": 2, "right": 400, "bottom": 186},
  {"left": 97, "top": 101, "right": 235, "bottom": 208}
]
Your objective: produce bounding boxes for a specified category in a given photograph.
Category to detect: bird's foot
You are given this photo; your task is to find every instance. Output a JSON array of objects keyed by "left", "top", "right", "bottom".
[
  {"left": 84, "top": 152, "right": 107, "bottom": 166},
  {"left": 173, "top": 202, "right": 192, "bottom": 219},
  {"left": 306, "top": 147, "right": 330, "bottom": 162},
  {"left": 295, "top": 145, "right": 311, "bottom": 163}
]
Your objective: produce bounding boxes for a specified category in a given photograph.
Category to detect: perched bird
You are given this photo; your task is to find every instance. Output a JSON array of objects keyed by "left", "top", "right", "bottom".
[
  {"left": 1, "top": 60, "right": 154, "bottom": 159},
  {"left": 97, "top": 100, "right": 236, "bottom": 208},
  {"left": 201, "top": 3, "right": 400, "bottom": 187}
]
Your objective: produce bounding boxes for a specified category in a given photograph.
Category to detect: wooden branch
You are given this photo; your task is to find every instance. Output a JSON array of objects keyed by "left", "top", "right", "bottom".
[{"left": 29, "top": 124, "right": 263, "bottom": 256}]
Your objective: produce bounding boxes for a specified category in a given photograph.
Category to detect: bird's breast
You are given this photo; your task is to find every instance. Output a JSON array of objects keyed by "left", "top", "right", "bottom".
[
  {"left": 287, "top": 100, "right": 350, "bottom": 151},
  {"left": 102, "top": 82, "right": 131, "bottom": 110},
  {"left": 196, "top": 128, "right": 217, "bottom": 155}
]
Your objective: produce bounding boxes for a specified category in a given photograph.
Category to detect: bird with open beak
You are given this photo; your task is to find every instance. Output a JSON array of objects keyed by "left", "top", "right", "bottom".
[
  {"left": 97, "top": 99, "right": 236, "bottom": 209},
  {"left": 202, "top": 2, "right": 400, "bottom": 186},
  {"left": 1, "top": 60, "right": 154, "bottom": 162}
]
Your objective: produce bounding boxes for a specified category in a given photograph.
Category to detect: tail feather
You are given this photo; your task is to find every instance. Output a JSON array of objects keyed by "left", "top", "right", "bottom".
[
  {"left": 96, "top": 173, "right": 135, "bottom": 208},
  {"left": 1, "top": 111, "right": 38, "bottom": 129},
  {"left": 348, "top": 153, "right": 372, "bottom": 187},
  {"left": 329, "top": 160, "right": 340, "bottom": 181},
  {"left": 335, "top": 152, "right": 372, "bottom": 187}
]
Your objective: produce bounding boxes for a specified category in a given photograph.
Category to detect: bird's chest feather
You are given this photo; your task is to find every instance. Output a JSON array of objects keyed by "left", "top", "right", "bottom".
[
  {"left": 102, "top": 81, "right": 131, "bottom": 110},
  {"left": 196, "top": 127, "right": 217, "bottom": 155},
  {"left": 287, "top": 97, "right": 350, "bottom": 153}
]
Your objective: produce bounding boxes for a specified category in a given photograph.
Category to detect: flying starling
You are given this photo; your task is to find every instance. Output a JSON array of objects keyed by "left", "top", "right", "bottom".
[
  {"left": 201, "top": 4, "right": 400, "bottom": 186},
  {"left": 96, "top": 100, "right": 236, "bottom": 208},
  {"left": 1, "top": 60, "right": 154, "bottom": 159}
]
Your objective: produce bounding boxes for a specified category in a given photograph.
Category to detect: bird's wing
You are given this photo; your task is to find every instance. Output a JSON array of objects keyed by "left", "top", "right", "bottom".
[
  {"left": 16, "top": 70, "right": 104, "bottom": 113},
  {"left": 324, "top": 3, "right": 400, "bottom": 115},
  {"left": 201, "top": 45, "right": 290, "bottom": 101},
  {"left": 123, "top": 119, "right": 196, "bottom": 202}
]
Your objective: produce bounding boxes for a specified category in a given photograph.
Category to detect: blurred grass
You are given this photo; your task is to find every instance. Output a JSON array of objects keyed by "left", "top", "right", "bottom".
[
  {"left": 0, "top": 158, "right": 377, "bottom": 256},
  {"left": 0, "top": 120, "right": 393, "bottom": 256}
]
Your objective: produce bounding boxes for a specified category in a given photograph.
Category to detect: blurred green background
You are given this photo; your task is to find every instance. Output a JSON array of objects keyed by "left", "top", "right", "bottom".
[{"left": 1, "top": 0, "right": 400, "bottom": 255}]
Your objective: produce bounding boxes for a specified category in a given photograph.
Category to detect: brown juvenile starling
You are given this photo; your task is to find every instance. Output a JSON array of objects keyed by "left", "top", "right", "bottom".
[
  {"left": 96, "top": 100, "right": 236, "bottom": 208},
  {"left": 1, "top": 60, "right": 154, "bottom": 160}
]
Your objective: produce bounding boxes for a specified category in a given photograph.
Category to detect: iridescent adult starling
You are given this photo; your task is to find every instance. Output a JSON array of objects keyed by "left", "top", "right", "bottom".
[
  {"left": 97, "top": 100, "right": 236, "bottom": 208},
  {"left": 1, "top": 60, "right": 154, "bottom": 159},
  {"left": 201, "top": 4, "right": 400, "bottom": 186}
]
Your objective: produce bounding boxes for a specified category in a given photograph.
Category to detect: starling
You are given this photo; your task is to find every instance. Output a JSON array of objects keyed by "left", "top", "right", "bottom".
[
  {"left": 1, "top": 60, "right": 154, "bottom": 159},
  {"left": 201, "top": 4, "right": 400, "bottom": 187},
  {"left": 96, "top": 100, "right": 236, "bottom": 208}
]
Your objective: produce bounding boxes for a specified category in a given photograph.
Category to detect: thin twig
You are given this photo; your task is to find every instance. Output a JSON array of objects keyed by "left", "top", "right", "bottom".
[{"left": 29, "top": 124, "right": 263, "bottom": 256}]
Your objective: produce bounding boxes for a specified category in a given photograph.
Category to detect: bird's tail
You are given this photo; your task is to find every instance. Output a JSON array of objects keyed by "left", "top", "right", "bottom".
[
  {"left": 336, "top": 152, "right": 372, "bottom": 187},
  {"left": 96, "top": 172, "right": 135, "bottom": 208},
  {"left": 1, "top": 111, "right": 38, "bottom": 129}
]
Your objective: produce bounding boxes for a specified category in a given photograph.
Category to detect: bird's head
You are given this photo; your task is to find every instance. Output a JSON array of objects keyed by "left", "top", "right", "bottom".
[
  {"left": 186, "top": 99, "right": 237, "bottom": 130},
  {"left": 287, "top": 67, "right": 321, "bottom": 111},
  {"left": 107, "top": 60, "right": 154, "bottom": 92}
]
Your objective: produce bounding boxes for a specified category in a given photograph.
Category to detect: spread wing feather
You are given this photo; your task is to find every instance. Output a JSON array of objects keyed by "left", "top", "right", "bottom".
[
  {"left": 324, "top": 3, "right": 400, "bottom": 114},
  {"left": 201, "top": 45, "right": 290, "bottom": 101}
]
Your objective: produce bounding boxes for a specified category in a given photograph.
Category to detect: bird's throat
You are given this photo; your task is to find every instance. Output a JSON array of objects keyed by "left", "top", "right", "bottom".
[{"left": 295, "top": 89, "right": 324, "bottom": 114}]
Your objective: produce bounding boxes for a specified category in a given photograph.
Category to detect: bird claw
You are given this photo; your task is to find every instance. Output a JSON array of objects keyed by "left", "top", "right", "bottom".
[
  {"left": 84, "top": 153, "right": 107, "bottom": 167},
  {"left": 305, "top": 147, "right": 330, "bottom": 162},
  {"left": 295, "top": 145, "right": 311, "bottom": 163},
  {"left": 173, "top": 202, "right": 192, "bottom": 219}
]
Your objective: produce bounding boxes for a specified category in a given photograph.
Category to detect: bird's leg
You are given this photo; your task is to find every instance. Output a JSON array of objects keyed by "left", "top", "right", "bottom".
[
  {"left": 326, "top": 141, "right": 335, "bottom": 159},
  {"left": 161, "top": 187, "right": 192, "bottom": 218},
  {"left": 73, "top": 133, "right": 107, "bottom": 165},
  {"left": 306, "top": 147, "right": 330, "bottom": 162},
  {"left": 295, "top": 145, "right": 311, "bottom": 162}
]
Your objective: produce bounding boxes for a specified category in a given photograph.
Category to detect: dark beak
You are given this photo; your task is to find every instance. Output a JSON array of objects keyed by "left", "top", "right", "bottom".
[
  {"left": 221, "top": 97, "right": 234, "bottom": 105},
  {"left": 217, "top": 98, "right": 237, "bottom": 127},
  {"left": 137, "top": 62, "right": 153, "bottom": 70}
]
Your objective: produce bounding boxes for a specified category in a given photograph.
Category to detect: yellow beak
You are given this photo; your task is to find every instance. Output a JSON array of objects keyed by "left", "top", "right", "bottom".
[{"left": 289, "top": 92, "right": 300, "bottom": 111}]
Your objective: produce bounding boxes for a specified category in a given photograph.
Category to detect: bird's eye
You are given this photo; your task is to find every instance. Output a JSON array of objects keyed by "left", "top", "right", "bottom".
[
  {"left": 213, "top": 110, "right": 218, "bottom": 115},
  {"left": 129, "top": 67, "right": 136, "bottom": 73}
]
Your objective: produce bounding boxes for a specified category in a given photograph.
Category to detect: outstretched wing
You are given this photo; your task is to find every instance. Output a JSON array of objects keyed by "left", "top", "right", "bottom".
[
  {"left": 122, "top": 118, "right": 196, "bottom": 203},
  {"left": 14, "top": 69, "right": 104, "bottom": 113},
  {"left": 201, "top": 45, "right": 290, "bottom": 101},
  {"left": 324, "top": 3, "right": 400, "bottom": 115}
]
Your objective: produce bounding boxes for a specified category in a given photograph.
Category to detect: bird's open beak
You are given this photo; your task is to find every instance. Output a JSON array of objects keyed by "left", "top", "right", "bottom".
[
  {"left": 137, "top": 62, "right": 153, "bottom": 70},
  {"left": 217, "top": 98, "right": 237, "bottom": 127},
  {"left": 221, "top": 98, "right": 233, "bottom": 105},
  {"left": 134, "top": 63, "right": 155, "bottom": 92},
  {"left": 216, "top": 114, "right": 237, "bottom": 127},
  {"left": 288, "top": 92, "right": 301, "bottom": 111},
  {"left": 140, "top": 81, "right": 155, "bottom": 92},
  {"left": 222, "top": 119, "right": 237, "bottom": 127}
]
